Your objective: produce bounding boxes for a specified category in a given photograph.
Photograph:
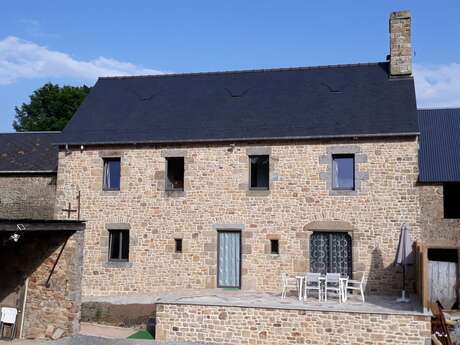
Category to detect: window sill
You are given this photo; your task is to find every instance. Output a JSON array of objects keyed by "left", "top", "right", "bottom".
[
  {"left": 329, "top": 189, "right": 358, "bottom": 196},
  {"left": 165, "top": 190, "right": 185, "bottom": 197},
  {"left": 101, "top": 190, "right": 120, "bottom": 196},
  {"left": 246, "top": 189, "right": 270, "bottom": 197},
  {"left": 104, "top": 261, "right": 132, "bottom": 268}
]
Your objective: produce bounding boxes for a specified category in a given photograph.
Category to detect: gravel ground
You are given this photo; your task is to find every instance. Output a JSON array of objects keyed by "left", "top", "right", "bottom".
[{"left": 0, "top": 335, "right": 209, "bottom": 345}]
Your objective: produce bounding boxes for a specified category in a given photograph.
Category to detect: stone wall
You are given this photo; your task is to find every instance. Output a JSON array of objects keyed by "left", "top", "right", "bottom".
[
  {"left": 55, "top": 138, "right": 421, "bottom": 297},
  {"left": 419, "top": 184, "right": 460, "bottom": 243},
  {"left": 0, "top": 174, "right": 56, "bottom": 219},
  {"left": 419, "top": 184, "right": 460, "bottom": 303},
  {"left": 23, "top": 231, "right": 84, "bottom": 339},
  {"left": 155, "top": 303, "right": 431, "bottom": 345},
  {"left": 0, "top": 230, "right": 84, "bottom": 339}
]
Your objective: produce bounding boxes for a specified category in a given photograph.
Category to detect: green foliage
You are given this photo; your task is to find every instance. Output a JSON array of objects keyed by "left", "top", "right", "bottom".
[{"left": 13, "top": 83, "right": 91, "bottom": 132}]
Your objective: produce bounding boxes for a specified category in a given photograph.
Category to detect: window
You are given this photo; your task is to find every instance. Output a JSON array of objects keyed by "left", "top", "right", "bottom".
[
  {"left": 103, "top": 158, "right": 121, "bottom": 191},
  {"left": 249, "top": 155, "right": 269, "bottom": 190},
  {"left": 332, "top": 154, "right": 355, "bottom": 190},
  {"left": 270, "top": 239, "right": 279, "bottom": 255},
  {"left": 166, "top": 157, "right": 184, "bottom": 191},
  {"left": 444, "top": 183, "right": 460, "bottom": 219},
  {"left": 109, "top": 230, "right": 129, "bottom": 261},
  {"left": 175, "top": 239, "right": 183, "bottom": 253}
]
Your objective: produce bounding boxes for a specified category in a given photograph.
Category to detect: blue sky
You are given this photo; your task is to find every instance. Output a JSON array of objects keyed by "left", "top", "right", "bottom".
[{"left": 1, "top": 0, "right": 459, "bottom": 132}]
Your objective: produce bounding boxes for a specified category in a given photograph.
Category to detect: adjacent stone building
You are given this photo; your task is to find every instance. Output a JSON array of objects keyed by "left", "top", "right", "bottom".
[
  {"left": 0, "top": 133, "right": 59, "bottom": 219},
  {"left": 0, "top": 133, "right": 85, "bottom": 339}
]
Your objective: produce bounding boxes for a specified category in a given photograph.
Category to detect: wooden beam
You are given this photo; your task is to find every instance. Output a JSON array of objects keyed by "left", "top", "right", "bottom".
[{"left": 0, "top": 221, "right": 85, "bottom": 232}]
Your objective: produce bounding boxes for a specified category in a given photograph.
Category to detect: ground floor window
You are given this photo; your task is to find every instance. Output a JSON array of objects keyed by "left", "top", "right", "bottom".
[
  {"left": 109, "top": 229, "right": 129, "bottom": 261},
  {"left": 310, "top": 232, "right": 352, "bottom": 277}
]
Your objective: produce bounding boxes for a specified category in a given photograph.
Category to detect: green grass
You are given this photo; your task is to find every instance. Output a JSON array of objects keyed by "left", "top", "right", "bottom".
[{"left": 127, "top": 330, "right": 154, "bottom": 340}]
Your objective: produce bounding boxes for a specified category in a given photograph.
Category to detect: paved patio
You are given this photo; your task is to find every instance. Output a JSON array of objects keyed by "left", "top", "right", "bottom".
[
  {"left": 85, "top": 289, "right": 427, "bottom": 316},
  {"left": 155, "top": 289, "right": 426, "bottom": 316}
]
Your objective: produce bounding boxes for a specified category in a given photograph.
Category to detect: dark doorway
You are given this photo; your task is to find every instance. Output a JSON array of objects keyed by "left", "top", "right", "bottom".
[{"left": 310, "top": 232, "right": 352, "bottom": 277}]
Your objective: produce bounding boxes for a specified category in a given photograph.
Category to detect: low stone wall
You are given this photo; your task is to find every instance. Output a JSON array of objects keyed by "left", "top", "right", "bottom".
[
  {"left": 156, "top": 303, "right": 431, "bottom": 345},
  {"left": 81, "top": 302, "right": 156, "bottom": 327}
]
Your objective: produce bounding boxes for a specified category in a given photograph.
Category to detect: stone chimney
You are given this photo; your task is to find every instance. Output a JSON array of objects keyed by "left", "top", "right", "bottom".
[{"left": 389, "top": 10, "right": 412, "bottom": 76}]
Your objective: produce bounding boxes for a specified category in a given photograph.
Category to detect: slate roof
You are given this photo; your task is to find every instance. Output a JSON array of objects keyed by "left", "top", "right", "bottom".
[
  {"left": 418, "top": 108, "right": 460, "bottom": 182},
  {"left": 59, "top": 62, "right": 418, "bottom": 145},
  {"left": 0, "top": 132, "right": 60, "bottom": 173}
]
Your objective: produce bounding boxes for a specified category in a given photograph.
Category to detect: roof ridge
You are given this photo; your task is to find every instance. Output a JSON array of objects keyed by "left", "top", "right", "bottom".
[
  {"left": 0, "top": 131, "right": 61, "bottom": 135},
  {"left": 99, "top": 61, "right": 387, "bottom": 81}
]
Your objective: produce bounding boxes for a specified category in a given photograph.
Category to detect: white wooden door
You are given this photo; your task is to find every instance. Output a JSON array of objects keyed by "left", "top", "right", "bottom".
[{"left": 429, "top": 260, "right": 457, "bottom": 309}]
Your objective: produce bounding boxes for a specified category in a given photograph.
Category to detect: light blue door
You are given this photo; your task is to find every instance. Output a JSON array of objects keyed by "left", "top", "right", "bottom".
[{"left": 218, "top": 231, "right": 241, "bottom": 288}]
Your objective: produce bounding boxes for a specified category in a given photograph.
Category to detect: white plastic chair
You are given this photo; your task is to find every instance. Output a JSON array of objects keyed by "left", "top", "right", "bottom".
[
  {"left": 0, "top": 307, "right": 18, "bottom": 339},
  {"left": 345, "top": 274, "right": 365, "bottom": 303},
  {"left": 281, "top": 273, "right": 298, "bottom": 299},
  {"left": 325, "top": 273, "right": 342, "bottom": 303},
  {"left": 303, "top": 273, "right": 322, "bottom": 301}
]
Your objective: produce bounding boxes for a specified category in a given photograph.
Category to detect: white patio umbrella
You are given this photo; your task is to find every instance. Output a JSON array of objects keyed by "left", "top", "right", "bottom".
[{"left": 395, "top": 223, "right": 414, "bottom": 303}]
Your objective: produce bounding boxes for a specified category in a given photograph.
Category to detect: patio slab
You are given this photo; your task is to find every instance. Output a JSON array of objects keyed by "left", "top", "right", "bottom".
[{"left": 154, "top": 289, "right": 427, "bottom": 316}]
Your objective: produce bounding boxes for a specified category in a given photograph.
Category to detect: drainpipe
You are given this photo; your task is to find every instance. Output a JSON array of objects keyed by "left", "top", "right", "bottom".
[{"left": 19, "top": 277, "right": 29, "bottom": 339}]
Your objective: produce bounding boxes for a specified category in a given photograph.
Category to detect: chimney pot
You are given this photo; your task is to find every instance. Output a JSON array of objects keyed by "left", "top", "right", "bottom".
[{"left": 389, "top": 10, "right": 412, "bottom": 76}]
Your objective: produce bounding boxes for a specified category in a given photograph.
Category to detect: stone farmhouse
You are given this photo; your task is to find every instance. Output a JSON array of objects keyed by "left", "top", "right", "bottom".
[{"left": 1, "top": 10, "right": 459, "bottom": 344}]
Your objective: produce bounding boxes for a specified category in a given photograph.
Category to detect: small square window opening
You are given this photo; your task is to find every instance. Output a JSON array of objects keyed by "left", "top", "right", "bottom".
[
  {"left": 270, "top": 239, "right": 279, "bottom": 255},
  {"left": 175, "top": 238, "right": 183, "bottom": 253},
  {"left": 250, "top": 155, "right": 269, "bottom": 190},
  {"left": 166, "top": 157, "right": 184, "bottom": 191}
]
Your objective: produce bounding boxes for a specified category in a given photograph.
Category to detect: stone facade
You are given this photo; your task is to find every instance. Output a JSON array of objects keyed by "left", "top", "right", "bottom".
[
  {"left": 23, "top": 231, "right": 84, "bottom": 339},
  {"left": 155, "top": 303, "right": 431, "bottom": 345},
  {"left": 0, "top": 230, "right": 83, "bottom": 339},
  {"left": 55, "top": 137, "right": 420, "bottom": 297},
  {"left": 0, "top": 174, "right": 56, "bottom": 219},
  {"left": 419, "top": 184, "right": 460, "bottom": 244},
  {"left": 419, "top": 184, "right": 460, "bottom": 302}
]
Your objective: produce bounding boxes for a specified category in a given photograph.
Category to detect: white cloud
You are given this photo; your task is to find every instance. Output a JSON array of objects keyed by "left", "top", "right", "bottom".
[
  {"left": 0, "top": 36, "right": 163, "bottom": 85},
  {"left": 414, "top": 63, "right": 460, "bottom": 108}
]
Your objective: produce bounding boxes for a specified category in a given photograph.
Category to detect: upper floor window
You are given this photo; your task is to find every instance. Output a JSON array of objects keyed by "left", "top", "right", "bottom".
[
  {"left": 103, "top": 158, "right": 121, "bottom": 191},
  {"left": 332, "top": 154, "right": 355, "bottom": 190},
  {"left": 166, "top": 157, "right": 184, "bottom": 191},
  {"left": 444, "top": 183, "right": 460, "bottom": 219},
  {"left": 109, "top": 229, "right": 129, "bottom": 261},
  {"left": 249, "top": 155, "right": 269, "bottom": 190}
]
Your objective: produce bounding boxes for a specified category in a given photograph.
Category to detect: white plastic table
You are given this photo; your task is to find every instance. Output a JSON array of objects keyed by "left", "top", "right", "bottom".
[{"left": 295, "top": 276, "right": 305, "bottom": 301}]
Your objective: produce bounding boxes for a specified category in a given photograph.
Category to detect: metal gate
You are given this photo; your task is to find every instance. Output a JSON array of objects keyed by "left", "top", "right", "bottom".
[
  {"left": 217, "top": 231, "right": 241, "bottom": 288},
  {"left": 310, "top": 232, "right": 352, "bottom": 277}
]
